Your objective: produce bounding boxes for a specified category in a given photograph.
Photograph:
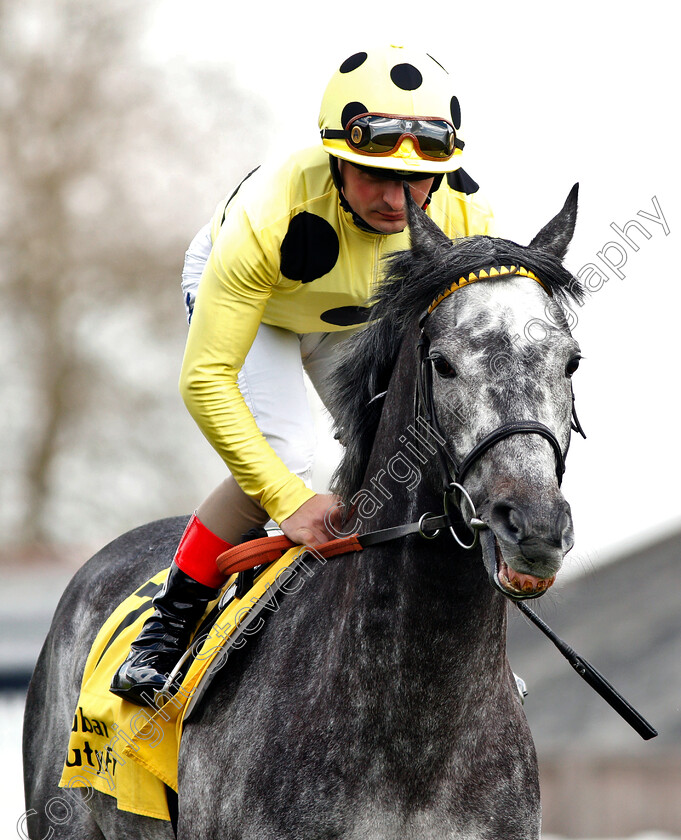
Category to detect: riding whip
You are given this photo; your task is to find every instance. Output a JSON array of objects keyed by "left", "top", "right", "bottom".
[{"left": 515, "top": 600, "right": 658, "bottom": 740}]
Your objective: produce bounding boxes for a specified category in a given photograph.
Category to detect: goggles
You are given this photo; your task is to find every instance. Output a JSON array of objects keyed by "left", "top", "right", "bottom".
[{"left": 322, "top": 113, "right": 462, "bottom": 161}]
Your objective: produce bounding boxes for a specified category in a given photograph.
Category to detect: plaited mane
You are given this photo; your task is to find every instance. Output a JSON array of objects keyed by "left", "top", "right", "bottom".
[{"left": 328, "top": 210, "right": 585, "bottom": 502}]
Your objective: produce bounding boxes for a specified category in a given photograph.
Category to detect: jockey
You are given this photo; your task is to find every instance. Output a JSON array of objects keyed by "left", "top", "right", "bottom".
[{"left": 110, "top": 45, "right": 496, "bottom": 706}]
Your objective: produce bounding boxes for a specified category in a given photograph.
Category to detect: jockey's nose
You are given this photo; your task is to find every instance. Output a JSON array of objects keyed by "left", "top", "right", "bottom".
[{"left": 382, "top": 180, "right": 405, "bottom": 210}]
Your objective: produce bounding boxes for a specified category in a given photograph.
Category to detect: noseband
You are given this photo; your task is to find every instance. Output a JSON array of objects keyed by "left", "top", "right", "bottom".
[{"left": 414, "top": 265, "right": 584, "bottom": 544}]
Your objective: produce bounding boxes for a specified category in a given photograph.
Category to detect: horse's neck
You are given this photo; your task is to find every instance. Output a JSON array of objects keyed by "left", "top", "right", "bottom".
[{"left": 334, "top": 343, "right": 509, "bottom": 699}]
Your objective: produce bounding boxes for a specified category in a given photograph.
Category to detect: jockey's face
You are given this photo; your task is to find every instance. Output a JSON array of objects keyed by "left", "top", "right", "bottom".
[{"left": 338, "top": 160, "right": 435, "bottom": 234}]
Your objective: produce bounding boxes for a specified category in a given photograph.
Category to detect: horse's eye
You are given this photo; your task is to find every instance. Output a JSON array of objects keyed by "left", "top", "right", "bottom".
[
  {"left": 565, "top": 356, "right": 581, "bottom": 377},
  {"left": 431, "top": 354, "right": 456, "bottom": 378}
]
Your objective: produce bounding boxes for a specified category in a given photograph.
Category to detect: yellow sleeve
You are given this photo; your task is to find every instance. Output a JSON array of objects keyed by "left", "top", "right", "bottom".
[{"left": 179, "top": 198, "right": 315, "bottom": 525}]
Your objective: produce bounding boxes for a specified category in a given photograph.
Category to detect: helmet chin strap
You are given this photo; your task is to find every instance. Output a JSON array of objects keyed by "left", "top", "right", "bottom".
[{"left": 329, "top": 157, "right": 443, "bottom": 234}]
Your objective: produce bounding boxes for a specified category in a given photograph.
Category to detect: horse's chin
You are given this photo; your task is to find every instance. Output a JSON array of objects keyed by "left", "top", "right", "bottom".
[{"left": 480, "top": 530, "right": 556, "bottom": 601}]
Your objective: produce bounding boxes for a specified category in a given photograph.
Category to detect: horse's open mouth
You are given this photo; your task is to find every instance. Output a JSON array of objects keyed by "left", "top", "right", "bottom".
[
  {"left": 497, "top": 551, "right": 556, "bottom": 597},
  {"left": 480, "top": 530, "right": 556, "bottom": 600}
]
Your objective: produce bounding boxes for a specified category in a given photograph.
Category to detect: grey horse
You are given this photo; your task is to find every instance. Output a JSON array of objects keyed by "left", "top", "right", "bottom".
[{"left": 23, "top": 186, "right": 584, "bottom": 839}]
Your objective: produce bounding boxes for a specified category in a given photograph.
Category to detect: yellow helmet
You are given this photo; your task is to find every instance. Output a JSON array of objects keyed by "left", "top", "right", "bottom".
[{"left": 319, "top": 45, "right": 464, "bottom": 175}]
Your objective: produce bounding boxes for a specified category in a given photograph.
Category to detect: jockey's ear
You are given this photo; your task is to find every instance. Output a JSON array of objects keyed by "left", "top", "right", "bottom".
[
  {"left": 529, "top": 183, "right": 579, "bottom": 260},
  {"left": 406, "top": 187, "right": 452, "bottom": 259}
]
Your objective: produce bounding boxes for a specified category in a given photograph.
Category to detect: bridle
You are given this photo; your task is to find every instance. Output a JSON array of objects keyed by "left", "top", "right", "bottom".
[{"left": 413, "top": 264, "right": 585, "bottom": 551}]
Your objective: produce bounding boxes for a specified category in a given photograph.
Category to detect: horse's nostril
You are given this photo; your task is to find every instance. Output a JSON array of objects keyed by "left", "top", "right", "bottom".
[
  {"left": 491, "top": 497, "right": 574, "bottom": 558},
  {"left": 490, "top": 502, "right": 527, "bottom": 543}
]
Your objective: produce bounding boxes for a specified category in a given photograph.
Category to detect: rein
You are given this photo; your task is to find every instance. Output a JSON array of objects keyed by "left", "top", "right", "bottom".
[
  {"left": 216, "top": 509, "right": 657, "bottom": 742},
  {"left": 216, "top": 510, "right": 656, "bottom": 742}
]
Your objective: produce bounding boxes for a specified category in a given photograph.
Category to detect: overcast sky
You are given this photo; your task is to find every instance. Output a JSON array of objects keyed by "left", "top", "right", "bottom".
[{"left": 146, "top": 0, "right": 679, "bottom": 577}]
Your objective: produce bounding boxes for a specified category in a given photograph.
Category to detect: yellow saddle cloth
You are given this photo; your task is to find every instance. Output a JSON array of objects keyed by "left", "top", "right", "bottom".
[{"left": 58, "top": 545, "right": 310, "bottom": 820}]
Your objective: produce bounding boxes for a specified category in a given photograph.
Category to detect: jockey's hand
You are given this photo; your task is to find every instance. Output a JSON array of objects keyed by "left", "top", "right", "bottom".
[{"left": 280, "top": 493, "right": 343, "bottom": 547}]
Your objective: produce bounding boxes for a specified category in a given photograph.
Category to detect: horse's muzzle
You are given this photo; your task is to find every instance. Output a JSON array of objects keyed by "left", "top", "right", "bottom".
[
  {"left": 490, "top": 495, "right": 574, "bottom": 556},
  {"left": 479, "top": 495, "right": 574, "bottom": 600}
]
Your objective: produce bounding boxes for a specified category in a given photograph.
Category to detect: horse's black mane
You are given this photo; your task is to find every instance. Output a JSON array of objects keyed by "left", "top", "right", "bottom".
[{"left": 328, "top": 230, "right": 585, "bottom": 501}]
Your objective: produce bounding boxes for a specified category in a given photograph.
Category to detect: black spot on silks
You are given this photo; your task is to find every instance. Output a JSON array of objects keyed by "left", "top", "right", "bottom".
[
  {"left": 280, "top": 213, "right": 340, "bottom": 283},
  {"left": 450, "top": 96, "right": 461, "bottom": 130},
  {"left": 447, "top": 168, "right": 480, "bottom": 195},
  {"left": 340, "top": 52, "right": 368, "bottom": 74},
  {"left": 320, "top": 306, "right": 374, "bottom": 326},
  {"left": 390, "top": 63, "right": 423, "bottom": 91}
]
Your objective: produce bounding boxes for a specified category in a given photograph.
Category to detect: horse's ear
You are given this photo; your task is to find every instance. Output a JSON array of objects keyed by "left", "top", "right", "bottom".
[
  {"left": 529, "top": 183, "right": 579, "bottom": 259},
  {"left": 405, "top": 186, "right": 453, "bottom": 257}
]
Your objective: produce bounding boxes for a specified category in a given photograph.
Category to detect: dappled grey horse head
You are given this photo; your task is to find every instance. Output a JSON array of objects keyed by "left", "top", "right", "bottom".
[{"left": 406, "top": 185, "right": 584, "bottom": 597}]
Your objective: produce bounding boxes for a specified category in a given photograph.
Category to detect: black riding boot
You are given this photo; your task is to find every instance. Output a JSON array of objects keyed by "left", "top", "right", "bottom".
[{"left": 109, "top": 562, "right": 221, "bottom": 707}]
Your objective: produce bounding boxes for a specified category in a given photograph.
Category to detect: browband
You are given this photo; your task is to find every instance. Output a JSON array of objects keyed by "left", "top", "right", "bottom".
[{"left": 427, "top": 265, "right": 552, "bottom": 316}]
